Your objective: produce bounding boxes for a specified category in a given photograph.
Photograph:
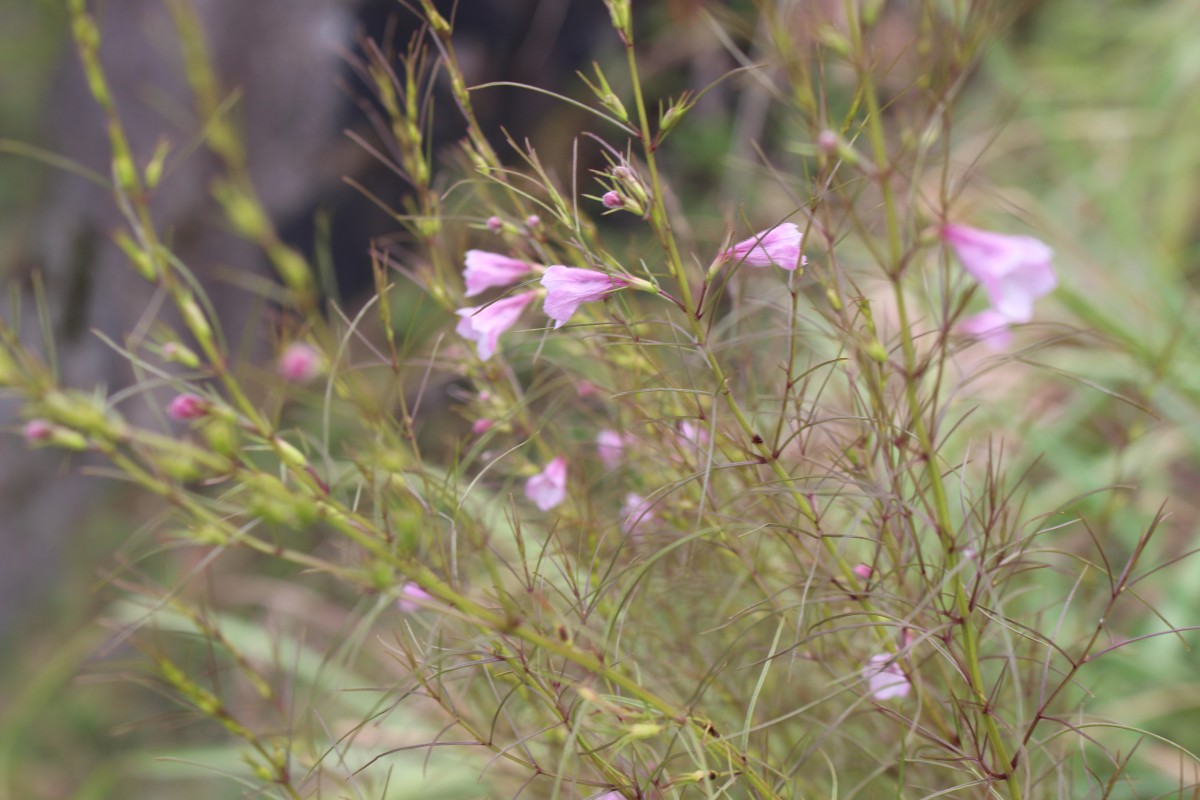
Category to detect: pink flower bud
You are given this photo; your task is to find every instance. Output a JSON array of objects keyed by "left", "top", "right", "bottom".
[
  {"left": 168, "top": 393, "right": 209, "bottom": 421},
  {"left": 852, "top": 563, "right": 872, "bottom": 580},
  {"left": 601, "top": 190, "right": 624, "bottom": 209},
  {"left": 525, "top": 215, "right": 540, "bottom": 228},
  {"left": 817, "top": 129, "right": 839, "bottom": 153},
  {"left": 396, "top": 582, "right": 432, "bottom": 613},
  {"left": 472, "top": 418, "right": 494, "bottom": 435},
  {"left": 23, "top": 419, "right": 53, "bottom": 444},
  {"left": 525, "top": 456, "right": 567, "bottom": 511},
  {"left": 278, "top": 343, "right": 322, "bottom": 383},
  {"left": 486, "top": 215, "right": 502, "bottom": 231}
]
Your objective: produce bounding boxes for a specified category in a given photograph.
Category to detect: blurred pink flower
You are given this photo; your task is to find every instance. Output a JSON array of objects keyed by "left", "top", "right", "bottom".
[
  {"left": 279, "top": 343, "right": 322, "bottom": 383},
  {"left": 23, "top": 419, "right": 53, "bottom": 444},
  {"left": 725, "top": 223, "right": 805, "bottom": 271},
  {"left": 541, "top": 266, "right": 630, "bottom": 328},
  {"left": 486, "top": 215, "right": 502, "bottom": 231},
  {"left": 601, "top": 190, "right": 623, "bottom": 209},
  {"left": 596, "top": 429, "right": 626, "bottom": 470},
  {"left": 525, "top": 215, "right": 540, "bottom": 227},
  {"left": 621, "top": 492, "right": 654, "bottom": 536},
  {"left": 455, "top": 291, "right": 537, "bottom": 361},
  {"left": 525, "top": 456, "right": 567, "bottom": 511},
  {"left": 463, "top": 250, "right": 533, "bottom": 297},
  {"left": 942, "top": 224, "right": 1055, "bottom": 323},
  {"left": 397, "top": 582, "right": 432, "bottom": 613},
  {"left": 957, "top": 308, "right": 1014, "bottom": 349},
  {"left": 168, "top": 393, "right": 209, "bottom": 421},
  {"left": 852, "top": 563, "right": 872, "bottom": 580},
  {"left": 863, "top": 654, "right": 911, "bottom": 701},
  {"left": 472, "top": 418, "right": 494, "bottom": 435},
  {"left": 678, "top": 420, "right": 710, "bottom": 448}
]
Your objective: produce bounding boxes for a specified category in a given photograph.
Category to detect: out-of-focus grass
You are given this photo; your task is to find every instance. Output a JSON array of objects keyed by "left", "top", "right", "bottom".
[{"left": 953, "top": 0, "right": 1200, "bottom": 793}]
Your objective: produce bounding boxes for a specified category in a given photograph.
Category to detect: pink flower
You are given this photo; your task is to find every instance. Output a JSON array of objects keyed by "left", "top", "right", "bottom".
[
  {"left": 279, "top": 343, "right": 322, "bottom": 383},
  {"left": 601, "top": 191, "right": 623, "bottom": 209},
  {"left": 725, "top": 223, "right": 805, "bottom": 271},
  {"left": 23, "top": 419, "right": 53, "bottom": 444},
  {"left": 678, "top": 420, "right": 710, "bottom": 448},
  {"left": 942, "top": 224, "right": 1055, "bottom": 323},
  {"left": 596, "top": 429, "right": 626, "bottom": 470},
  {"left": 486, "top": 215, "right": 502, "bottom": 231},
  {"left": 525, "top": 456, "right": 567, "bottom": 511},
  {"left": 396, "top": 582, "right": 432, "bottom": 613},
  {"left": 168, "top": 393, "right": 209, "bottom": 421},
  {"left": 463, "top": 250, "right": 533, "bottom": 298},
  {"left": 525, "top": 215, "right": 540, "bottom": 228},
  {"left": 472, "top": 418, "right": 494, "bottom": 435},
  {"left": 863, "top": 654, "right": 911, "bottom": 701},
  {"left": 541, "top": 266, "right": 630, "bottom": 328},
  {"left": 621, "top": 492, "right": 654, "bottom": 536},
  {"left": 957, "top": 308, "right": 1014, "bottom": 349},
  {"left": 852, "top": 563, "right": 872, "bottom": 580},
  {"left": 455, "top": 291, "right": 538, "bottom": 361}
]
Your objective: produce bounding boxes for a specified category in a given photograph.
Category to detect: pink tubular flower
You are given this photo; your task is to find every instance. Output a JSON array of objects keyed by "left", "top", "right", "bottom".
[
  {"left": 525, "top": 456, "right": 567, "bottom": 511},
  {"left": 596, "top": 429, "right": 626, "bottom": 470},
  {"left": 455, "top": 291, "right": 538, "bottom": 361},
  {"left": 463, "top": 250, "right": 533, "bottom": 297},
  {"left": 279, "top": 343, "right": 322, "bottom": 383},
  {"left": 863, "top": 654, "right": 911, "bottom": 701},
  {"left": 942, "top": 224, "right": 1055, "bottom": 323},
  {"left": 601, "top": 190, "right": 623, "bottom": 209},
  {"left": 168, "top": 393, "right": 209, "bottom": 421},
  {"left": 396, "top": 582, "right": 432, "bottom": 613},
  {"left": 725, "top": 223, "right": 805, "bottom": 271},
  {"left": 541, "top": 266, "right": 630, "bottom": 328}
]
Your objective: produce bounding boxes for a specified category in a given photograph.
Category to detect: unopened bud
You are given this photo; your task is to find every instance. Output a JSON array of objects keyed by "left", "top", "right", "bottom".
[
  {"left": 628, "top": 723, "right": 662, "bottom": 739},
  {"left": 23, "top": 419, "right": 53, "bottom": 444},
  {"left": 163, "top": 342, "right": 201, "bottom": 369},
  {"left": 601, "top": 191, "right": 624, "bottom": 209},
  {"left": 168, "top": 393, "right": 209, "bottom": 421},
  {"left": 486, "top": 215, "right": 502, "bottom": 232},
  {"left": 278, "top": 343, "right": 322, "bottom": 384}
]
